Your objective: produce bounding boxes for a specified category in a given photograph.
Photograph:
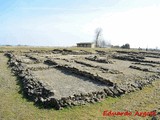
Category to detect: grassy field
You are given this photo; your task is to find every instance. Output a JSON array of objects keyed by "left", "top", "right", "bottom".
[
  {"left": 0, "top": 48, "right": 160, "bottom": 120},
  {"left": 0, "top": 46, "right": 143, "bottom": 53}
]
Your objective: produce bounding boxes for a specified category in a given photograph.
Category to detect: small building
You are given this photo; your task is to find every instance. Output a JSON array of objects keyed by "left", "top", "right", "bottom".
[{"left": 77, "top": 42, "right": 95, "bottom": 48}]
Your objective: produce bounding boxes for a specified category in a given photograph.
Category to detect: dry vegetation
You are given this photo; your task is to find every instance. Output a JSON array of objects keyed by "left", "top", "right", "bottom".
[{"left": 0, "top": 46, "right": 160, "bottom": 120}]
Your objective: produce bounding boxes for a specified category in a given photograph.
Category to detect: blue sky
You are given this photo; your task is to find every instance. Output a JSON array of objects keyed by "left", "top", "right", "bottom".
[{"left": 0, "top": 0, "right": 160, "bottom": 48}]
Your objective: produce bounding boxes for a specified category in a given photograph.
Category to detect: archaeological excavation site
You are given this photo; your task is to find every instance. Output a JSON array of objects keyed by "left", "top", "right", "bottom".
[{"left": 4, "top": 49, "right": 160, "bottom": 110}]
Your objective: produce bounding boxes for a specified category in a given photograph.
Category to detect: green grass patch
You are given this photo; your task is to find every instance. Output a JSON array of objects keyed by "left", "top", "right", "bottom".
[{"left": 0, "top": 52, "right": 159, "bottom": 120}]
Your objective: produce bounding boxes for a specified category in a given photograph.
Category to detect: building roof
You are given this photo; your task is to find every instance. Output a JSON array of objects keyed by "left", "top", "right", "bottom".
[{"left": 77, "top": 42, "right": 94, "bottom": 44}]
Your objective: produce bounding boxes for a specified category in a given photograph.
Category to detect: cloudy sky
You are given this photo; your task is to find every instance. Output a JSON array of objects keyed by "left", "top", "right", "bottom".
[{"left": 0, "top": 0, "right": 160, "bottom": 48}]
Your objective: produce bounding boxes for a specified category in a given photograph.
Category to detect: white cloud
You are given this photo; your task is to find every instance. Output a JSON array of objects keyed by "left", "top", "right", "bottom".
[{"left": 83, "top": 6, "right": 160, "bottom": 48}]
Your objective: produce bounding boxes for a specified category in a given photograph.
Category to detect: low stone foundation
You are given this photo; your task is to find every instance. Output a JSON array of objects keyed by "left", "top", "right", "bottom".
[{"left": 5, "top": 52, "right": 160, "bottom": 110}]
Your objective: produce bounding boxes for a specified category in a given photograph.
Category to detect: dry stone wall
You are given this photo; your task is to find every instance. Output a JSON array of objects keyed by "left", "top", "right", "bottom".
[{"left": 4, "top": 51, "right": 160, "bottom": 110}]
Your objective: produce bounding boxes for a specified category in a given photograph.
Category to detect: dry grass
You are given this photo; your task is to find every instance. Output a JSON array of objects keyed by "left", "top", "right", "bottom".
[
  {"left": 0, "top": 48, "right": 160, "bottom": 120},
  {"left": 0, "top": 46, "right": 144, "bottom": 53}
]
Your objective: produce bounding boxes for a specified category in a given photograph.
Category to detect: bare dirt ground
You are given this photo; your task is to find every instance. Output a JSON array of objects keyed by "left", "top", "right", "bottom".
[{"left": 32, "top": 69, "right": 108, "bottom": 99}]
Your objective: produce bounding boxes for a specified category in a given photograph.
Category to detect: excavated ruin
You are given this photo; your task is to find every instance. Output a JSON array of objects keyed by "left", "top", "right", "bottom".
[{"left": 4, "top": 49, "right": 160, "bottom": 110}]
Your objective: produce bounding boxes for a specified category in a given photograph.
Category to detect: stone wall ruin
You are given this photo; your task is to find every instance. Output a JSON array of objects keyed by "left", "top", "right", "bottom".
[{"left": 4, "top": 49, "right": 160, "bottom": 110}]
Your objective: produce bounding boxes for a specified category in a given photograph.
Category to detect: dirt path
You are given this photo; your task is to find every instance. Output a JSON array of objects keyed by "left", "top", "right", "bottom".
[{"left": 0, "top": 53, "right": 160, "bottom": 120}]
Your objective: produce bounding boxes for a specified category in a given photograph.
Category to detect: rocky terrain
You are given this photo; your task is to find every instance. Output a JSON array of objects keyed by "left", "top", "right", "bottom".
[{"left": 4, "top": 49, "right": 160, "bottom": 110}]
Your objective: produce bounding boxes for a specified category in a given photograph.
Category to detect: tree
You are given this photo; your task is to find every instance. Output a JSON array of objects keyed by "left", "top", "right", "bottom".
[
  {"left": 94, "top": 28, "right": 102, "bottom": 47},
  {"left": 94, "top": 28, "right": 111, "bottom": 48},
  {"left": 121, "top": 43, "right": 130, "bottom": 49},
  {"left": 99, "top": 40, "right": 107, "bottom": 48}
]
